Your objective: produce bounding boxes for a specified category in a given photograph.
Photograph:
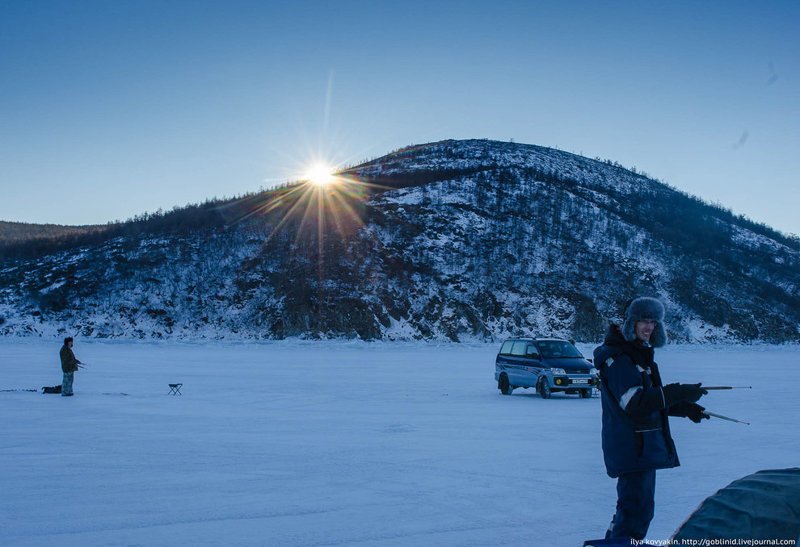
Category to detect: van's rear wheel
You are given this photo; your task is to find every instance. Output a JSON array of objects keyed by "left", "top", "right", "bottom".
[
  {"left": 499, "top": 374, "right": 512, "bottom": 395},
  {"left": 538, "top": 378, "right": 551, "bottom": 399}
]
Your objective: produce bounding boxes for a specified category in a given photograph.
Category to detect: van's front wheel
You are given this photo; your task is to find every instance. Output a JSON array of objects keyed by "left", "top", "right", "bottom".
[
  {"left": 498, "top": 374, "right": 512, "bottom": 395},
  {"left": 538, "top": 378, "right": 551, "bottom": 399},
  {"left": 580, "top": 388, "right": 592, "bottom": 398}
]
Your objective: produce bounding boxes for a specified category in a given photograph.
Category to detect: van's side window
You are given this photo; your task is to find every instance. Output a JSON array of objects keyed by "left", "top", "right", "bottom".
[
  {"left": 525, "top": 344, "right": 538, "bottom": 356},
  {"left": 510, "top": 341, "right": 527, "bottom": 356},
  {"left": 499, "top": 341, "right": 514, "bottom": 355}
]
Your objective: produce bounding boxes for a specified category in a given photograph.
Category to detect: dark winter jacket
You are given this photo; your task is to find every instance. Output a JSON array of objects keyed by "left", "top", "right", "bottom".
[
  {"left": 594, "top": 325, "right": 680, "bottom": 478},
  {"left": 60, "top": 345, "right": 79, "bottom": 373}
]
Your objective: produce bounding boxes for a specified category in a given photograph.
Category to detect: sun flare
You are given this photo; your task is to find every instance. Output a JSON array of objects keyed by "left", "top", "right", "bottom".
[
  {"left": 304, "top": 163, "right": 336, "bottom": 186},
  {"left": 227, "top": 153, "right": 396, "bottom": 249}
]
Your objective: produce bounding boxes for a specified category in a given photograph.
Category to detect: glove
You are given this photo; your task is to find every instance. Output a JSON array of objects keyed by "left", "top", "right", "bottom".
[
  {"left": 662, "top": 383, "right": 708, "bottom": 406},
  {"left": 685, "top": 403, "right": 709, "bottom": 423}
]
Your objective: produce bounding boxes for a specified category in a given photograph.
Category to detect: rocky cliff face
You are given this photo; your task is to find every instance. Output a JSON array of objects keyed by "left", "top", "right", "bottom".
[{"left": 2, "top": 139, "right": 798, "bottom": 342}]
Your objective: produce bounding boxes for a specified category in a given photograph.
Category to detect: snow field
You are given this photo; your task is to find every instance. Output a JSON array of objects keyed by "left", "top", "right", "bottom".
[{"left": 1, "top": 340, "right": 798, "bottom": 546}]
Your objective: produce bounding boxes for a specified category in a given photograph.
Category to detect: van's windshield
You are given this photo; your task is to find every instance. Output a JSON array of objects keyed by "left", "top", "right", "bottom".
[{"left": 536, "top": 341, "right": 583, "bottom": 359}]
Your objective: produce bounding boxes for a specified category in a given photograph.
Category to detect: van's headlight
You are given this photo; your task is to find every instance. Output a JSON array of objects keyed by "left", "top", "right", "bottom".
[
  {"left": 550, "top": 368, "right": 566, "bottom": 375},
  {"left": 590, "top": 368, "right": 599, "bottom": 376}
]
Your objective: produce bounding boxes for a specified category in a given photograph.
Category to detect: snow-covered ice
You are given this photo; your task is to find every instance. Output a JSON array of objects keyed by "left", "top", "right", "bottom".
[{"left": 1, "top": 340, "right": 798, "bottom": 546}]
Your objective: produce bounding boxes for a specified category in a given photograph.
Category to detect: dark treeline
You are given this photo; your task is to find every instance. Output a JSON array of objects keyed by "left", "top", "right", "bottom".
[
  {"left": 0, "top": 221, "right": 107, "bottom": 245},
  {"left": 349, "top": 166, "right": 497, "bottom": 193},
  {"left": 0, "top": 180, "right": 341, "bottom": 261},
  {"left": 0, "top": 199, "right": 234, "bottom": 260}
]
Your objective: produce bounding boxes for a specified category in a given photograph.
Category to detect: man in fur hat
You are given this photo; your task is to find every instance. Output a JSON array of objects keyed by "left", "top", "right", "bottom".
[{"left": 594, "top": 297, "right": 708, "bottom": 540}]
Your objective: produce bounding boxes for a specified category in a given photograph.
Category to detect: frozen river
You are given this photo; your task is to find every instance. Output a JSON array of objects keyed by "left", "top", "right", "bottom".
[{"left": 1, "top": 339, "right": 798, "bottom": 546}]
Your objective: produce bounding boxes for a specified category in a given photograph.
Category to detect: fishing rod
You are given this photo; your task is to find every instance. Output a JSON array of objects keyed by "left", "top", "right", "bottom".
[
  {"left": 702, "top": 411, "right": 750, "bottom": 425},
  {"left": 698, "top": 386, "right": 752, "bottom": 424}
]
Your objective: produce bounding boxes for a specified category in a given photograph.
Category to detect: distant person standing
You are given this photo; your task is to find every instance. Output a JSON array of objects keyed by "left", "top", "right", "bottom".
[
  {"left": 594, "top": 297, "right": 708, "bottom": 540},
  {"left": 59, "top": 337, "right": 81, "bottom": 397}
]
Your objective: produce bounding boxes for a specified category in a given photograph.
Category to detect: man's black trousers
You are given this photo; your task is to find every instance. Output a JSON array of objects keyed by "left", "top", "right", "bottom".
[{"left": 607, "top": 469, "right": 656, "bottom": 540}]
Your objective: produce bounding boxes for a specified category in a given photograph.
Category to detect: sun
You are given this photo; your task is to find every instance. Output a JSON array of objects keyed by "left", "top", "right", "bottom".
[{"left": 304, "top": 163, "right": 336, "bottom": 186}]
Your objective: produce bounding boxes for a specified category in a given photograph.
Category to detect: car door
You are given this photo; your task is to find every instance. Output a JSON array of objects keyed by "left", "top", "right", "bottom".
[
  {"left": 509, "top": 342, "right": 544, "bottom": 388},
  {"left": 505, "top": 340, "right": 529, "bottom": 385}
]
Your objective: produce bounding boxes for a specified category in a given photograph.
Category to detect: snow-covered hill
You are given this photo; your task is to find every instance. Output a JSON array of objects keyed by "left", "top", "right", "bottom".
[{"left": 1, "top": 139, "right": 799, "bottom": 342}]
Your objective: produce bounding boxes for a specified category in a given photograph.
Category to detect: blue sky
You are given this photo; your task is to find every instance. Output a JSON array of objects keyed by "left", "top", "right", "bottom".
[{"left": 1, "top": 0, "right": 798, "bottom": 234}]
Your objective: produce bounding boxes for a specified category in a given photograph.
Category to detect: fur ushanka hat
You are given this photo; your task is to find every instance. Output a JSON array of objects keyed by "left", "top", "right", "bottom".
[{"left": 622, "top": 297, "right": 668, "bottom": 347}]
